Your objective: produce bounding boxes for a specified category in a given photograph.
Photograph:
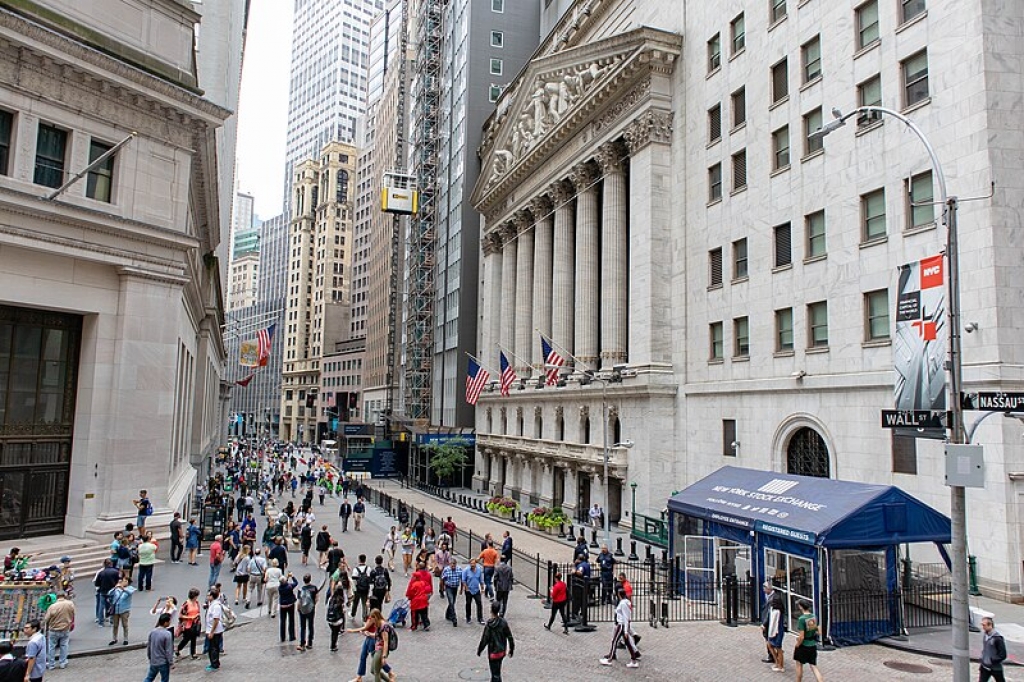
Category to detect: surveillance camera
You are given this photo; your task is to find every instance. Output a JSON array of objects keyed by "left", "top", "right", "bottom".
[
  {"left": 730, "top": 440, "right": 740, "bottom": 450},
  {"left": 791, "top": 370, "right": 807, "bottom": 379},
  {"left": 616, "top": 439, "right": 635, "bottom": 449},
  {"left": 965, "top": 322, "right": 979, "bottom": 333},
  {"left": 612, "top": 363, "right": 628, "bottom": 373}
]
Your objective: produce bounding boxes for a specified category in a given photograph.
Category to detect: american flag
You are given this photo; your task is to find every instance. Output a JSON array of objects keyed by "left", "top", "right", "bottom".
[
  {"left": 499, "top": 351, "right": 516, "bottom": 396},
  {"left": 465, "top": 357, "right": 490, "bottom": 406},
  {"left": 257, "top": 324, "right": 276, "bottom": 367},
  {"left": 541, "top": 335, "right": 565, "bottom": 385}
]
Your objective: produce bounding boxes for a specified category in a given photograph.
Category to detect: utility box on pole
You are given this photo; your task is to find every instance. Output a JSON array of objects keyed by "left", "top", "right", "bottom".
[{"left": 945, "top": 444, "right": 985, "bottom": 488}]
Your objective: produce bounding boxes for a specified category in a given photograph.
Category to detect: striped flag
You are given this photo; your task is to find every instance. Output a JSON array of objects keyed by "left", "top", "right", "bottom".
[
  {"left": 541, "top": 335, "right": 565, "bottom": 385},
  {"left": 257, "top": 324, "right": 276, "bottom": 367},
  {"left": 465, "top": 357, "right": 490, "bottom": 405},
  {"left": 499, "top": 351, "right": 516, "bottom": 396}
]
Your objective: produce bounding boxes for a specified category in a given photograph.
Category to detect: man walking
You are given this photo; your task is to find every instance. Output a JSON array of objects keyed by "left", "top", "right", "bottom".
[
  {"left": 143, "top": 613, "right": 174, "bottom": 682},
  {"left": 477, "top": 601, "right": 515, "bottom": 682},
  {"left": 441, "top": 557, "right": 462, "bottom": 627},
  {"left": 208, "top": 534, "right": 225, "bottom": 588},
  {"left": 43, "top": 592, "right": 74, "bottom": 671},
  {"left": 793, "top": 599, "right": 825, "bottom": 682},
  {"left": 93, "top": 559, "right": 120, "bottom": 626},
  {"left": 169, "top": 512, "right": 184, "bottom": 564},
  {"left": 599, "top": 589, "right": 640, "bottom": 668},
  {"left": 500, "top": 531, "right": 513, "bottom": 566},
  {"left": 493, "top": 557, "right": 513, "bottom": 618},
  {"left": 478, "top": 541, "right": 499, "bottom": 599},
  {"left": 22, "top": 620, "right": 46, "bottom": 682},
  {"left": 369, "top": 555, "right": 391, "bottom": 613},
  {"left": 296, "top": 573, "right": 319, "bottom": 651},
  {"left": 462, "top": 558, "right": 484, "bottom": 625},
  {"left": 350, "top": 554, "right": 371, "bottom": 621},
  {"left": 338, "top": 499, "right": 352, "bottom": 532},
  {"left": 353, "top": 496, "right": 366, "bottom": 531},
  {"left": 979, "top": 616, "right": 1007, "bottom": 682},
  {"left": 204, "top": 587, "right": 225, "bottom": 672}
]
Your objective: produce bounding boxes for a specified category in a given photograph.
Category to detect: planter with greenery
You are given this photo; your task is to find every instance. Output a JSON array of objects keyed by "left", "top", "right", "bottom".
[
  {"left": 486, "top": 496, "right": 519, "bottom": 518},
  {"left": 526, "top": 506, "right": 569, "bottom": 534}
]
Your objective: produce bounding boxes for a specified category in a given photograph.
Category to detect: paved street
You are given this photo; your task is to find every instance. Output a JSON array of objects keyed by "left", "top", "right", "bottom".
[{"left": 38, "top": 485, "right": 972, "bottom": 681}]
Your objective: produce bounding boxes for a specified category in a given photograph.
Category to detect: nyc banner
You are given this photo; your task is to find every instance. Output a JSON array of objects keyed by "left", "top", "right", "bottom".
[
  {"left": 894, "top": 254, "right": 947, "bottom": 417},
  {"left": 239, "top": 339, "right": 259, "bottom": 367}
]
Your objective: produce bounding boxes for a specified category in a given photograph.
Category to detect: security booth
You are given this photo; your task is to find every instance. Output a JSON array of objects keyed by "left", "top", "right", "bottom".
[{"left": 667, "top": 466, "right": 952, "bottom": 645}]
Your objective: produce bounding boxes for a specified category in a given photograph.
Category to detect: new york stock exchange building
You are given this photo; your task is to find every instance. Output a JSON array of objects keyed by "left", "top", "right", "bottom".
[{"left": 470, "top": 0, "right": 1024, "bottom": 600}]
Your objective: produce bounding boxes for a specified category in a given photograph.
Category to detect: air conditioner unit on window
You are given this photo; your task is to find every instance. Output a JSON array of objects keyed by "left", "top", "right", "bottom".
[{"left": 857, "top": 110, "right": 882, "bottom": 126}]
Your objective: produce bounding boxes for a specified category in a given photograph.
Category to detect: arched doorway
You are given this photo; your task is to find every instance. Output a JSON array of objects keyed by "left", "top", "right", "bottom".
[{"left": 786, "top": 427, "right": 830, "bottom": 478}]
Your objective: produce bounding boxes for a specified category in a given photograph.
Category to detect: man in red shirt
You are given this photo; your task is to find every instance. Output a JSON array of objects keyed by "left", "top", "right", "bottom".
[
  {"left": 443, "top": 517, "right": 456, "bottom": 538},
  {"left": 617, "top": 572, "right": 633, "bottom": 601},
  {"left": 544, "top": 571, "right": 570, "bottom": 634},
  {"left": 208, "top": 534, "right": 224, "bottom": 588}
]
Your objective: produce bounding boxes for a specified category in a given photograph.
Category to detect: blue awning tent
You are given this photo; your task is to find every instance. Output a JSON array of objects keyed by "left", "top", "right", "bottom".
[
  {"left": 666, "top": 467, "right": 952, "bottom": 646},
  {"left": 667, "top": 466, "right": 951, "bottom": 548}
]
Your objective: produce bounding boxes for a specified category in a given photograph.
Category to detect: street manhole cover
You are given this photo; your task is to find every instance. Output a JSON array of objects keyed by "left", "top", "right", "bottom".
[
  {"left": 883, "top": 661, "right": 934, "bottom": 674},
  {"left": 458, "top": 668, "right": 491, "bottom": 681}
]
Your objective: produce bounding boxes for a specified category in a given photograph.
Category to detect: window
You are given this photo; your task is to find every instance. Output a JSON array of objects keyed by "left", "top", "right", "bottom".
[
  {"left": 802, "top": 107, "right": 823, "bottom": 156},
  {"left": 732, "top": 238, "right": 748, "bottom": 279},
  {"left": 776, "top": 308, "right": 794, "bottom": 351},
  {"left": 856, "top": 0, "right": 880, "bottom": 49},
  {"left": 808, "top": 301, "right": 829, "bottom": 348},
  {"left": 710, "top": 322, "right": 724, "bottom": 360},
  {"left": 708, "top": 163, "right": 723, "bottom": 202},
  {"left": 774, "top": 222, "right": 792, "bottom": 267},
  {"left": 892, "top": 432, "right": 918, "bottom": 474},
  {"left": 709, "top": 248, "right": 723, "bottom": 287},
  {"left": 859, "top": 74, "right": 882, "bottom": 110},
  {"left": 491, "top": 0, "right": 504, "bottom": 11},
  {"left": 708, "top": 103, "right": 722, "bottom": 143},
  {"left": 901, "top": 0, "right": 926, "bottom": 24},
  {"left": 906, "top": 170, "right": 935, "bottom": 228},
  {"left": 488, "top": 85, "right": 502, "bottom": 102},
  {"left": 0, "top": 110, "right": 11, "bottom": 176},
  {"left": 865, "top": 289, "right": 890, "bottom": 340},
  {"left": 861, "top": 188, "right": 886, "bottom": 241},
  {"left": 731, "top": 13, "right": 745, "bottom": 54},
  {"left": 903, "top": 50, "right": 929, "bottom": 106},
  {"left": 805, "top": 210, "right": 826, "bottom": 258},
  {"left": 770, "top": 0, "right": 787, "bottom": 24},
  {"left": 772, "top": 126, "right": 790, "bottom": 170},
  {"left": 723, "top": 419, "right": 737, "bottom": 456},
  {"left": 802, "top": 40, "right": 824, "bottom": 84},
  {"left": 731, "top": 87, "right": 746, "bottom": 127},
  {"left": 489, "top": 58, "right": 503, "bottom": 76},
  {"left": 490, "top": 31, "right": 504, "bottom": 48},
  {"left": 34, "top": 123, "right": 67, "bottom": 189},
  {"left": 771, "top": 58, "right": 789, "bottom": 103},
  {"left": 86, "top": 140, "right": 114, "bottom": 202},
  {"left": 708, "top": 34, "right": 721, "bottom": 73},
  {"left": 734, "top": 317, "right": 750, "bottom": 357},
  {"left": 731, "top": 149, "right": 747, "bottom": 191}
]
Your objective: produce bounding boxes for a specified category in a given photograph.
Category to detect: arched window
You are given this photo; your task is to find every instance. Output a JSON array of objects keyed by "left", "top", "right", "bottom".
[
  {"left": 611, "top": 415, "right": 621, "bottom": 444},
  {"left": 786, "top": 427, "right": 830, "bottom": 478},
  {"left": 582, "top": 416, "right": 591, "bottom": 444},
  {"left": 535, "top": 415, "right": 543, "bottom": 439},
  {"left": 556, "top": 415, "right": 564, "bottom": 441},
  {"left": 517, "top": 414, "right": 524, "bottom": 436},
  {"left": 486, "top": 412, "right": 493, "bottom": 434},
  {"left": 501, "top": 412, "right": 507, "bottom": 435}
]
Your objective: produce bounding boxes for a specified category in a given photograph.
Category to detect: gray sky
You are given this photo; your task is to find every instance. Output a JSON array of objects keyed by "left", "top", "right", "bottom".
[{"left": 235, "top": 0, "right": 292, "bottom": 219}]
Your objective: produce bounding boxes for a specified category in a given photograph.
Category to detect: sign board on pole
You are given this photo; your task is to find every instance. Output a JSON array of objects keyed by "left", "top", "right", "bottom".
[
  {"left": 880, "top": 410, "right": 951, "bottom": 429},
  {"left": 961, "top": 392, "right": 1024, "bottom": 411},
  {"left": 945, "top": 444, "right": 985, "bottom": 488}
]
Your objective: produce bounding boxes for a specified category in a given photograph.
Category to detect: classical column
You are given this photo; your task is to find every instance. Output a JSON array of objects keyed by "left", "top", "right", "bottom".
[
  {"left": 473, "top": 447, "right": 491, "bottom": 494},
  {"left": 549, "top": 180, "right": 575, "bottom": 375},
  {"left": 538, "top": 461, "right": 555, "bottom": 507},
  {"left": 596, "top": 140, "right": 629, "bottom": 369},
  {"left": 482, "top": 233, "right": 503, "bottom": 373},
  {"left": 562, "top": 467, "right": 579, "bottom": 519},
  {"left": 499, "top": 222, "right": 518, "bottom": 365},
  {"left": 513, "top": 210, "right": 534, "bottom": 377},
  {"left": 571, "top": 161, "right": 600, "bottom": 373},
  {"left": 519, "top": 457, "right": 534, "bottom": 501},
  {"left": 530, "top": 195, "right": 554, "bottom": 373},
  {"left": 624, "top": 110, "right": 674, "bottom": 369}
]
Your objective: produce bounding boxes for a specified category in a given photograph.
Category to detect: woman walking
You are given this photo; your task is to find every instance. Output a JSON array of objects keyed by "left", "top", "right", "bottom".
[
  {"left": 382, "top": 527, "right": 397, "bottom": 572},
  {"left": 278, "top": 571, "right": 299, "bottom": 644},
  {"left": 186, "top": 519, "right": 201, "bottom": 566},
  {"left": 265, "top": 559, "right": 283, "bottom": 617},
  {"left": 766, "top": 590, "right": 786, "bottom": 672},
  {"left": 346, "top": 609, "right": 393, "bottom": 682},
  {"left": 599, "top": 588, "right": 640, "bottom": 669},
  {"left": 232, "top": 545, "right": 252, "bottom": 605},
  {"left": 175, "top": 589, "right": 202, "bottom": 660},
  {"left": 326, "top": 576, "right": 348, "bottom": 652},
  {"left": 400, "top": 527, "right": 416, "bottom": 577},
  {"left": 544, "top": 571, "right": 570, "bottom": 634},
  {"left": 478, "top": 600, "right": 515, "bottom": 682}
]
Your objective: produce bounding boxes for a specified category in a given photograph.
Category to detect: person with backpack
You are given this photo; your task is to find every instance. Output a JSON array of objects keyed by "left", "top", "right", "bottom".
[
  {"left": 346, "top": 609, "right": 392, "bottom": 682},
  {"left": 350, "top": 555, "right": 372, "bottom": 622},
  {"left": 794, "top": 599, "right": 824, "bottom": 682},
  {"left": 134, "top": 490, "right": 153, "bottom": 530},
  {"left": 477, "top": 600, "right": 515, "bottom": 682},
  {"left": 277, "top": 571, "right": 299, "bottom": 644},
  {"left": 315, "top": 525, "right": 332, "bottom": 569},
  {"left": 371, "top": 608, "right": 397, "bottom": 682},
  {"left": 766, "top": 589, "right": 787, "bottom": 672},
  {"left": 175, "top": 588, "right": 203, "bottom": 660},
  {"left": 246, "top": 546, "right": 267, "bottom": 608},
  {"left": 369, "top": 555, "right": 392, "bottom": 613},
  {"left": 231, "top": 545, "right": 252, "bottom": 606},
  {"left": 296, "top": 573, "right": 319, "bottom": 651},
  {"left": 108, "top": 576, "right": 137, "bottom": 646},
  {"left": 326, "top": 574, "right": 348, "bottom": 652},
  {"left": 94, "top": 558, "right": 121, "bottom": 626}
]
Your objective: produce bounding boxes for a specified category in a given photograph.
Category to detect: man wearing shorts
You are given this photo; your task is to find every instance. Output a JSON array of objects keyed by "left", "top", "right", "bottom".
[{"left": 793, "top": 599, "right": 823, "bottom": 682}]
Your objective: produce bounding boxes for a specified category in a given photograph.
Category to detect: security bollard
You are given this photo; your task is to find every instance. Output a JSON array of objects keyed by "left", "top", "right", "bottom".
[
  {"left": 567, "top": 525, "right": 577, "bottom": 543},
  {"left": 558, "top": 523, "right": 566, "bottom": 539},
  {"left": 589, "top": 529, "right": 599, "bottom": 549},
  {"left": 724, "top": 574, "right": 738, "bottom": 627},
  {"left": 628, "top": 540, "right": 639, "bottom": 562},
  {"left": 614, "top": 537, "right": 625, "bottom": 557}
]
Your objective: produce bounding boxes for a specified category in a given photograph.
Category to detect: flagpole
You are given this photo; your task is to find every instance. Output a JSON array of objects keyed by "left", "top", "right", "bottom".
[
  {"left": 535, "top": 329, "right": 588, "bottom": 373},
  {"left": 495, "top": 342, "right": 533, "bottom": 373},
  {"left": 465, "top": 352, "right": 499, "bottom": 378}
]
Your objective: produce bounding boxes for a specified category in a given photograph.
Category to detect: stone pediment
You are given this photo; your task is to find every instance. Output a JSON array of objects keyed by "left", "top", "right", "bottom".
[{"left": 472, "top": 26, "right": 681, "bottom": 215}]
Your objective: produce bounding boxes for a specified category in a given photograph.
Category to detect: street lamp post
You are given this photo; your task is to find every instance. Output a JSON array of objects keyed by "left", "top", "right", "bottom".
[
  {"left": 630, "top": 481, "right": 638, "bottom": 537},
  {"left": 811, "top": 106, "right": 969, "bottom": 682}
]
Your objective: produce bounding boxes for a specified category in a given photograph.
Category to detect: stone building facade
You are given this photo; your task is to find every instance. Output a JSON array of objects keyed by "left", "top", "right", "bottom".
[{"left": 472, "top": 0, "right": 1024, "bottom": 598}]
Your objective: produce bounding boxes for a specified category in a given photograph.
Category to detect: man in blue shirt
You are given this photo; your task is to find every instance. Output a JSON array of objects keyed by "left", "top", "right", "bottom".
[
  {"left": 440, "top": 557, "right": 463, "bottom": 627},
  {"left": 23, "top": 619, "right": 46, "bottom": 682},
  {"left": 571, "top": 557, "right": 592, "bottom": 621},
  {"left": 596, "top": 544, "right": 616, "bottom": 604},
  {"left": 461, "top": 558, "right": 484, "bottom": 625}
]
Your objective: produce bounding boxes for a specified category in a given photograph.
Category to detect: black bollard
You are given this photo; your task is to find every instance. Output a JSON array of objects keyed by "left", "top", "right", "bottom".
[
  {"left": 644, "top": 544, "right": 654, "bottom": 564},
  {"left": 574, "top": 575, "right": 596, "bottom": 632},
  {"left": 558, "top": 523, "right": 566, "bottom": 539},
  {"left": 628, "top": 540, "right": 639, "bottom": 561},
  {"left": 724, "top": 574, "right": 738, "bottom": 627},
  {"left": 567, "top": 525, "right": 577, "bottom": 543},
  {"left": 614, "top": 537, "right": 625, "bottom": 557},
  {"left": 589, "top": 529, "right": 599, "bottom": 549},
  {"left": 660, "top": 549, "right": 670, "bottom": 571}
]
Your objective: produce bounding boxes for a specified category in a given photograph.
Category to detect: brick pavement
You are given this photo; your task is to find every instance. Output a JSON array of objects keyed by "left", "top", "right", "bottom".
[{"left": 53, "top": 487, "right": 967, "bottom": 681}]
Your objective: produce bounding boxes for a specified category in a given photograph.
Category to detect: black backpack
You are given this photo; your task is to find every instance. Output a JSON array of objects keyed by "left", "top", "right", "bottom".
[
  {"left": 372, "top": 566, "right": 389, "bottom": 592},
  {"left": 382, "top": 622, "right": 398, "bottom": 651},
  {"left": 354, "top": 566, "right": 371, "bottom": 593}
]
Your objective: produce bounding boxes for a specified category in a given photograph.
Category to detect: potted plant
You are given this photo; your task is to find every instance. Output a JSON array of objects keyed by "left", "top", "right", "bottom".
[
  {"left": 526, "top": 507, "right": 569, "bottom": 534},
  {"left": 486, "top": 496, "right": 519, "bottom": 519}
]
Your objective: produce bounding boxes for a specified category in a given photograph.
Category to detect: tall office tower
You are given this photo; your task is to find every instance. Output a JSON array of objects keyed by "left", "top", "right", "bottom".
[
  {"left": 231, "top": 191, "right": 256, "bottom": 257},
  {"left": 279, "top": 142, "right": 358, "bottom": 442},
  {"left": 352, "top": 0, "right": 410, "bottom": 425},
  {"left": 282, "top": 0, "right": 383, "bottom": 210},
  {"left": 418, "top": 0, "right": 540, "bottom": 429}
]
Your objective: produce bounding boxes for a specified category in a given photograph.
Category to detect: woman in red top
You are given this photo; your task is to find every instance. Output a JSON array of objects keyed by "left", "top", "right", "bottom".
[
  {"left": 175, "top": 588, "right": 203, "bottom": 659},
  {"left": 544, "top": 571, "right": 570, "bottom": 634},
  {"left": 406, "top": 573, "right": 431, "bottom": 631}
]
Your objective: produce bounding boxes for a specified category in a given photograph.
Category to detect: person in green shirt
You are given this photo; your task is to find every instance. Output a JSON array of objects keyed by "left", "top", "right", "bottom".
[{"left": 793, "top": 599, "right": 824, "bottom": 682}]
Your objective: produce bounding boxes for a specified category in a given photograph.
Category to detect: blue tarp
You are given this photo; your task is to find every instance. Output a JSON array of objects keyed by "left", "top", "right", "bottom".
[{"left": 667, "top": 466, "right": 951, "bottom": 548}]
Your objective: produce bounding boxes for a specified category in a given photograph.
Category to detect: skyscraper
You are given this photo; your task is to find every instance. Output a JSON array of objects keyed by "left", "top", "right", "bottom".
[{"left": 283, "top": 0, "right": 384, "bottom": 210}]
